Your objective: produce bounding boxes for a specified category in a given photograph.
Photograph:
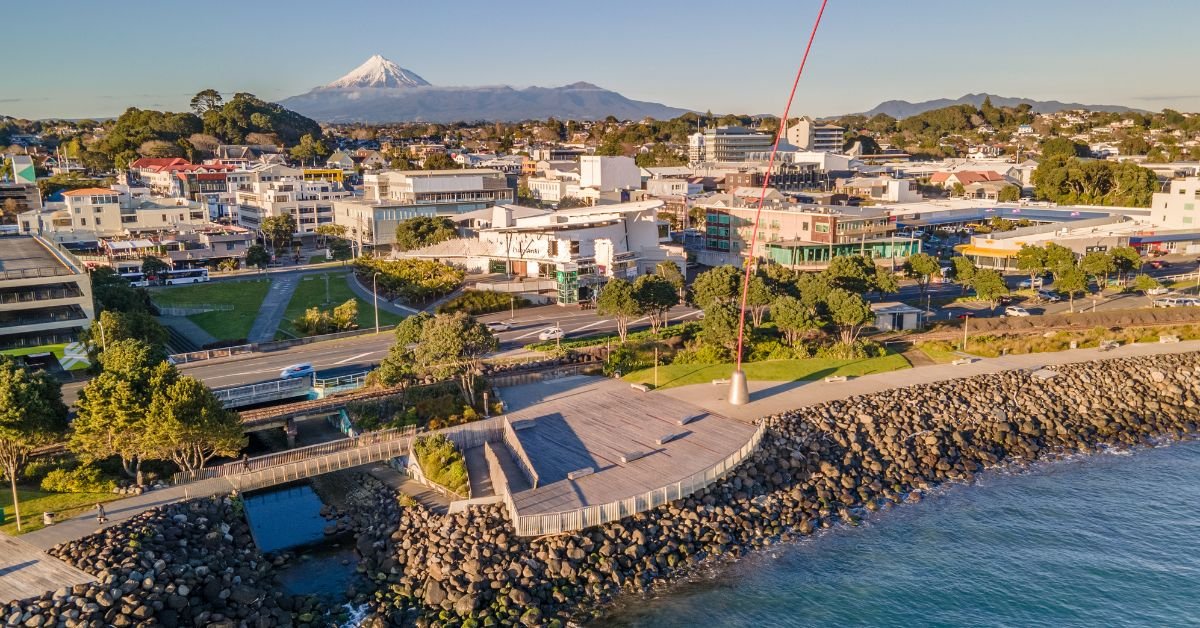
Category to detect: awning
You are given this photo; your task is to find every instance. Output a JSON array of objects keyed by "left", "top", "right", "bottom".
[{"left": 957, "top": 244, "right": 1018, "bottom": 258}]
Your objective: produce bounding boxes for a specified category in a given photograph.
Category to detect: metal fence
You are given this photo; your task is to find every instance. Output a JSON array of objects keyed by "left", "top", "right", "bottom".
[
  {"left": 172, "top": 425, "right": 417, "bottom": 484},
  {"left": 170, "top": 344, "right": 255, "bottom": 364},
  {"left": 313, "top": 370, "right": 371, "bottom": 390},
  {"left": 490, "top": 362, "right": 597, "bottom": 388},
  {"left": 507, "top": 422, "right": 767, "bottom": 537},
  {"left": 213, "top": 377, "right": 312, "bottom": 407},
  {"left": 225, "top": 437, "right": 415, "bottom": 493},
  {"left": 502, "top": 417, "right": 540, "bottom": 489},
  {"left": 167, "top": 325, "right": 398, "bottom": 364}
]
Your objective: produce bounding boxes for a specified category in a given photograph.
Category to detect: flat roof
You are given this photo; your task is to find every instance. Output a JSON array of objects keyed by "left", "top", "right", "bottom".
[{"left": 0, "top": 237, "right": 67, "bottom": 272}]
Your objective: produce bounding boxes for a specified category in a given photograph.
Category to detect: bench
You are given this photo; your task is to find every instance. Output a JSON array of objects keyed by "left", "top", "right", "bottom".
[
  {"left": 566, "top": 467, "right": 595, "bottom": 481},
  {"left": 630, "top": 383, "right": 650, "bottom": 392},
  {"left": 1159, "top": 335, "right": 1180, "bottom": 344},
  {"left": 657, "top": 432, "right": 680, "bottom": 446},
  {"left": 824, "top": 375, "right": 848, "bottom": 383},
  {"left": 951, "top": 358, "right": 975, "bottom": 366},
  {"left": 1098, "top": 340, "right": 1120, "bottom": 351},
  {"left": 619, "top": 451, "right": 646, "bottom": 464},
  {"left": 678, "top": 413, "right": 704, "bottom": 426},
  {"left": 711, "top": 378, "right": 730, "bottom": 385}
]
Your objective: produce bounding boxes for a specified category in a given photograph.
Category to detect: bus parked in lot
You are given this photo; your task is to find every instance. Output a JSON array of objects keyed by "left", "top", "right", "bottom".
[{"left": 119, "top": 268, "right": 209, "bottom": 286}]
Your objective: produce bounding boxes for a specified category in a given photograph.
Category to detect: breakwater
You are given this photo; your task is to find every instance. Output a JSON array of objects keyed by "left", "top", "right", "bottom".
[{"left": 9, "top": 352, "right": 1199, "bottom": 626}]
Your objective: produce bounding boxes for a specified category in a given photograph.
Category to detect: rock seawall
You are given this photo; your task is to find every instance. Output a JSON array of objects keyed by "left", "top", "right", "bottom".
[{"left": 354, "top": 352, "right": 1200, "bottom": 626}]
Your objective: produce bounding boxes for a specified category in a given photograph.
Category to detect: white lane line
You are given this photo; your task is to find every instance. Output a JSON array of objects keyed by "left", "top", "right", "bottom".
[
  {"left": 672, "top": 310, "right": 702, "bottom": 321},
  {"left": 569, "top": 319, "right": 609, "bottom": 333},
  {"left": 514, "top": 327, "right": 552, "bottom": 340},
  {"left": 631, "top": 316, "right": 650, "bottom": 324},
  {"left": 333, "top": 351, "right": 374, "bottom": 365}
]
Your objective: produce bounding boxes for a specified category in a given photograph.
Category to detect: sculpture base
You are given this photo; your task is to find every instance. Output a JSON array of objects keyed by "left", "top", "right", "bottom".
[{"left": 728, "top": 369, "right": 750, "bottom": 406}]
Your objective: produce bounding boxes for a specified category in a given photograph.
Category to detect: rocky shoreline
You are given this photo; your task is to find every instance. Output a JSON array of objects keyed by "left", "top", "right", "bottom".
[{"left": 8, "top": 352, "right": 1198, "bottom": 627}]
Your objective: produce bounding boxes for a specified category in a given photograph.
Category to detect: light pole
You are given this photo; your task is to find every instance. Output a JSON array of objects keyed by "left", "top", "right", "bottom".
[
  {"left": 961, "top": 313, "right": 971, "bottom": 352},
  {"left": 372, "top": 271, "right": 381, "bottom": 334},
  {"left": 510, "top": 295, "right": 515, "bottom": 321}
]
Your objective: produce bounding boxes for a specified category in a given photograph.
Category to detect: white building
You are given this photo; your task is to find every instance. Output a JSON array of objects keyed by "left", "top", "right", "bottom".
[
  {"left": 235, "top": 178, "right": 349, "bottom": 233},
  {"left": 786, "top": 117, "right": 845, "bottom": 153},
  {"left": 18, "top": 188, "right": 209, "bottom": 241},
  {"left": 580, "top": 155, "right": 640, "bottom": 191},
  {"left": 1150, "top": 177, "right": 1200, "bottom": 229},
  {"left": 696, "top": 127, "right": 773, "bottom": 163},
  {"left": 645, "top": 178, "right": 703, "bottom": 197}
]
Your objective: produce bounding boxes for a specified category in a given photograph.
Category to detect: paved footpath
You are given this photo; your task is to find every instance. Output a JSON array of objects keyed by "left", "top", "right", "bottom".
[
  {"left": 662, "top": 341, "right": 1200, "bottom": 423},
  {"left": 246, "top": 275, "right": 300, "bottom": 343}
]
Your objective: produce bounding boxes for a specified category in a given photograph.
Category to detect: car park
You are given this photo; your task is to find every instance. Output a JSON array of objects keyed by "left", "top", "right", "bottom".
[
  {"left": 280, "top": 363, "right": 315, "bottom": 379},
  {"left": 1003, "top": 306, "right": 1031, "bottom": 317},
  {"left": 537, "top": 327, "right": 564, "bottom": 341}
]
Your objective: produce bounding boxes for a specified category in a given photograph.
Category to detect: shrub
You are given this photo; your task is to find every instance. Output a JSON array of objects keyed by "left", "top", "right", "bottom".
[
  {"left": 437, "top": 290, "right": 531, "bottom": 315},
  {"left": 41, "top": 466, "right": 117, "bottom": 493},
  {"left": 412, "top": 434, "right": 469, "bottom": 496},
  {"left": 671, "top": 343, "right": 730, "bottom": 365},
  {"left": 23, "top": 456, "right": 74, "bottom": 484},
  {"left": 603, "top": 345, "right": 649, "bottom": 377},
  {"left": 748, "top": 340, "right": 799, "bottom": 361}
]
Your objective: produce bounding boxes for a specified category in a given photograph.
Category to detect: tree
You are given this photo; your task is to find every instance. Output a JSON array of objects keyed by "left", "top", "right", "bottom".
[
  {"left": 596, "top": 278, "right": 640, "bottom": 343},
  {"left": 1044, "top": 242, "right": 1076, "bottom": 276},
  {"left": 144, "top": 375, "right": 244, "bottom": 473},
  {"left": 970, "top": 269, "right": 1009, "bottom": 309},
  {"left": 759, "top": 262, "right": 800, "bottom": 298},
  {"left": 633, "top": 274, "right": 678, "bottom": 332},
  {"left": 1015, "top": 245, "right": 1048, "bottom": 287},
  {"left": 0, "top": 357, "right": 69, "bottom": 531},
  {"left": 771, "top": 295, "right": 821, "bottom": 346},
  {"left": 140, "top": 255, "right": 170, "bottom": 278},
  {"left": 655, "top": 261, "right": 685, "bottom": 293},
  {"left": 412, "top": 312, "right": 498, "bottom": 406},
  {"left": 289, "top": 133, "right": 330, "bottom": 165},
  {"left": 873, "top": 265, "right": 900, "bottom": 300},
  {"left": 260, "top": 214, "right": 297, "bottom": 251},
  {"left": 997, "top": 184, "right": 1021, "bottom": 202},
  {"left": 1040, "top": 137, "right": 1089, "bottom": 159},
  {"left": 699, "top": 302, "right": 740, "bottom": 358},
  {"left": 823, "top": 255, "right": 878, "bottom": 294},
  {"left": 190, "top": 89, "right": 224, "bottom": 115},
  {"left": 421, "top": 152, "right": 460, "bottom": 170},
  {"left": 952, "top": 182, "right": 966, "bottom": 197},
  {"left": 745, "top": 274, "right": 774, "bottom": 327},
  {"left": 331, "top": 299, "right": 358, "bottom": 330},
  {"left": 90, "top": 267, "right": 154, "bottom": 314},
  {"left": 79, "top": 309, "right": 168, "bottom": 365},
  {"left": 1132, "top": 273, "right": 1161, "bottom": 299},
  {"left": 315, "top": 223, "right": 348, "bottom": 247},
  {"left": 1110, "top": 246, "right": 1142, "bottom": 283},
  {"left": 1054, "top": 263, "right": 1089, "bottom": 312},
  {"left": 951, "top": 255, "right": 977, "bottom": 295},
  {"left": 1080, "top": 251, "right": 1116, "bottom": 291},
  {"left": 906, "top": 253, "right": 941, "bottom": 298},
  {"left": 690, "top": 265, "right": 742, "bottom": 310},
  {"left": 245, "top": 244, "right": 270, "bottom": 269},
  {"left": 375, "top": 312, "right": 433, "bottom": 387},
  {"left": 825, "top": 289, "right": 873, "bottom": 346},
  {"left": 394, "top": 216, "right": 459, "bottom": 252}
]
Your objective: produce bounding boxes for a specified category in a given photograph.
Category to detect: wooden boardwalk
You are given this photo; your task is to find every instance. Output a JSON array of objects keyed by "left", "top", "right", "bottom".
[
  {"left": 0, "top": 536, "right": 93, "bottom": 603},
  {"left": 501, "top": 377, "right": 757, "bottom": 516}
]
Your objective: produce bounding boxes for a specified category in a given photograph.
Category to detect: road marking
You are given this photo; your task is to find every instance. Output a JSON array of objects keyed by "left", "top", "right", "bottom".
[
  {"left": 514, "top": 327, "right": 552, "bottom": 340},
  {"left": 333, "top": 351, "right": 374, "bottom": 365},
  {"left": 632, "top": 316, "right": 650, "bottom": 324},
  {"left": 672, "top": 310, "right": 702, "bottom": 321},
  {"left": 570, "top": 319, "right": 609, "bottom": 333}
]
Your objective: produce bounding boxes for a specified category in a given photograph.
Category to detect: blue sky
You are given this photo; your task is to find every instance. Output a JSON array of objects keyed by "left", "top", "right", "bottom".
[{"left": 3, "top": 0, "right": 1197, "bottom": 120}]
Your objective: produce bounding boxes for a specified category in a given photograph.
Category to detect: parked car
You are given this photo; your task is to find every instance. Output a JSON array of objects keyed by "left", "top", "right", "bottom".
[
  {"left": 1146, "top": 287, "right": 1170, "bottom": 295},
  {"left": 1004, "top": 306, "right": 1031, "bottom": 317},
  {"left": 1147, "top": 260, "right": 1170, "bottom": 269},
  {"left": 1037, "top": 290, "right": 1062, "bottom": 302},
  {"left": 280, "top": 363, "right": 315, "bottom": 379},
  {"left": 1152, "top": 297, "right": 1197, "bottom": 308},
  {"left": 537, "top": 327, "right": 564, "bottom": 341},
  {"left": 1018, "top": 277, "right": 1045, "bottom": 289},
  {"left": 485, "top": 321, "right": 511, "bottom": 332},
  {"left": 997, "top": 295, "right": 1014, "bottom": 305},
  {"left": 956, "top": 312, "right": 974, "bottom": 319}
]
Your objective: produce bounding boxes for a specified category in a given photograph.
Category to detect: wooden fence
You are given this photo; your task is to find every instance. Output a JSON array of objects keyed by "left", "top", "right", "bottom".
[
  {"left": 502, "top": 417, "right": 540, "bottom": 489},
  {"left": 506, "top": 422, "right": 767, "bottom": 537}
]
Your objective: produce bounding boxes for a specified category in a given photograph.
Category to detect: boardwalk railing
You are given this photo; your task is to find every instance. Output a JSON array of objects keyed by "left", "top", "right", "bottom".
[
  {"left": 214, "top": 377, "right": 312, "bottom": 407},
  {"left": 172, "top": 426, "right": 417, "bottom": 484},
  {"left": 228, "top": 437, "right": 415, "bottom": 493},
  {"left": 507, "top": 422, "right": 767, "bottom": 537},
  {"left": 502, "top": 417, "right": 540, "bottom": 489}
]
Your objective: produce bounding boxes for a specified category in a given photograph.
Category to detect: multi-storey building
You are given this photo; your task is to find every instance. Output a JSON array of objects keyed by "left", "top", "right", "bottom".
[
  {"left": 235, "top": 178, "right": 348, "bottom": 233},
  {"left": 696, "top": 195, "right": 919, "bottom": 269},
  {"left": 17, "top": 188, "right": 209, "bottom": 241},
  {"left": 128, "top": 158, "right": 235, "bottom": 196},
  {"left": 695, "top": 127, "right": 774, "bottom": 163},
  {"left": 1150, "top": 177, "right": 1200, "bottom": 229},
  {"left": 334, "top": 169, "right": 514, "bottom": 248},
  {"left": 786, "top": 117, "right": 846, "bottom": 153},
  {"left": 0, "top": 235, "right": 94, "bottom": 351},
  {"left": 0, "top": 182, "right": 42, "bottom": 214}
]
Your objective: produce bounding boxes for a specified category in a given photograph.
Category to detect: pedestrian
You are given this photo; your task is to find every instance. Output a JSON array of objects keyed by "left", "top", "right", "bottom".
[
  {"left": 95, "top": 503, "right": 107, "bottom": 524},
  {"left": 242, "top": 453, "right": 251, "bottom": 473}
]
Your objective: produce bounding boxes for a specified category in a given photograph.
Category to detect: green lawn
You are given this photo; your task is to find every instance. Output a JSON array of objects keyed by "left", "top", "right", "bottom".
[
  {"left": 622, "top": 353, "right": 912, "bottom": 390},
  {"left": 279, "top": 272, "right": 403, "bottom": 336},
  {"left": 0, "top": 343, "right": 90, "bottom": 371},
  {"left": 0, "top": 487, "right": 123, "bottom": 535},
  {"left": 917, "top": 343, "right": 962, "bottom": 364},
  {"left": 150, "top": 280, "right": 271, "bottom": 341}
]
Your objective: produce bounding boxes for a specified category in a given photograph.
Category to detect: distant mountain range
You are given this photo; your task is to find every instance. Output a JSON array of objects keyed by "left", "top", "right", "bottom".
[
  {"left": 278, "top": 55, "right": 691, "bottom": 123},
  {"left": 854, "top": 93, "right": 1142, "bottom": 119}
]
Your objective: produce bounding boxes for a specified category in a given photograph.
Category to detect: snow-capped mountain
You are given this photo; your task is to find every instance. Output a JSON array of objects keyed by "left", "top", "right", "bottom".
[
  {"left": 278, "top": 55, "right": 690, "bottom": 123},
  {"left": 322, "top": 54, "right": 430, "bottom": 89}
]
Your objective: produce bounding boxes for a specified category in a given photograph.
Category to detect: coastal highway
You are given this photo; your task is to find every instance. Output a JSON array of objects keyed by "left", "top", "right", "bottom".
[{"left": 60, "top": 303, "right": 701, "bottom": 403}]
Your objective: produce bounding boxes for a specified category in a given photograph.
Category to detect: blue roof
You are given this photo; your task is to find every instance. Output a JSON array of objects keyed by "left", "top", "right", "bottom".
[{"left": 896, "top": 207, "right": 1108, "bottom": 228}]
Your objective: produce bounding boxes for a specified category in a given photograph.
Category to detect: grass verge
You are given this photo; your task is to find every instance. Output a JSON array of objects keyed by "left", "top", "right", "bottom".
[
  {"left": 150, "top": 279, "right": 271, "bottom": 340},
  {"left": 279, "top": 272, "right": 404, "bottom": 337},
  {"left": 0, "top": 487, "right": 123, "bottom": 535},
  {"left": 622, "top": 353, "right": 911, "bottom": 390}
]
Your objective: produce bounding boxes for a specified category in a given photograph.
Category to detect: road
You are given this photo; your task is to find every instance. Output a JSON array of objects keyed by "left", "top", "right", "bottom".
[{"left": 61, "top": 302, "right": 701, "bottom": 403}]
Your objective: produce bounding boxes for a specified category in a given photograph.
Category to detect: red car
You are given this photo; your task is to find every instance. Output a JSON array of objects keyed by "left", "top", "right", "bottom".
[{"left": 1148, "top": 260, "right": 1170, "bottom": 269}]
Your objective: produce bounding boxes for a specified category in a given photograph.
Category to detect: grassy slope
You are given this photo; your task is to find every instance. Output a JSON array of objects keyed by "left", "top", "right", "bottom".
[
  {"left": 622, "top": 353, "right": 912, "bottom": 390},
  {"left": 0, "top": 487, "right": 123, "bottom": 535},
  {"left": 279, "top": 272, "right": 403, "bottom": 337},
  {"left": 150, "top": 280, "right": 271, "bottom": 340}
]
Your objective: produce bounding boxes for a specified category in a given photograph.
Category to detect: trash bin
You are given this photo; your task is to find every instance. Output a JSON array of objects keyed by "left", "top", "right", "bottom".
[{"left": 42, "top": 512, "right": 55, "bottom": 526}]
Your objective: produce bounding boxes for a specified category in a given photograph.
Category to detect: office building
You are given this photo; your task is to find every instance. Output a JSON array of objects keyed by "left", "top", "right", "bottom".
[{"left": 0, "top": 236, "right": 94, "bottom": 350}]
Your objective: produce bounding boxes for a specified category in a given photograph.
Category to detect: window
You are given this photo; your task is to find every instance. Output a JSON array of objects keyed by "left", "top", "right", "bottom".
[
  {"left": 548, "top": 240, "right": 559, "bottom": 256},
  {"left": 1185, "top": 217, "right": 1194, "bottom": 225},
  {"left": 95, "top": 218, "right": 101, "bottom": 226},
  {"left": 80, "top": 218, "right": 87, "bottom": 226},
  {"left": 802, "top": 221, "right": 809, "bottom": 230},
  {"left": 815, "top": 223, "right": 830, "bottom": 233},
  {"left": 570, "top": 241, "right": 580, "bottom": 255},
  {"left": 1186, "top": 203, "right": 1195, "bottom": 211}
]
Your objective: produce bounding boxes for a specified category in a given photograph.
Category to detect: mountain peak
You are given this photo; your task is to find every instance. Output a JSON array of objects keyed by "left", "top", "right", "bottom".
[{"left": 323, "top": 55, "right": 431, "bottom": 89}]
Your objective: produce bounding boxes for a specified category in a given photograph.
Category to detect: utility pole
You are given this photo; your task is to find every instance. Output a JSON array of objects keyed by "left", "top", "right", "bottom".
[
  {"left": 372, "top": 271, "right": 381, "bottom": 334},
  {"left": 510, "top": 295, "right": 515, "bottom": 320},
  {"left": 961, "top": 314, "right": 970, "bottom": 351},
  {"left": 654, "top": 345, "right": 659, "bottom": 389}
]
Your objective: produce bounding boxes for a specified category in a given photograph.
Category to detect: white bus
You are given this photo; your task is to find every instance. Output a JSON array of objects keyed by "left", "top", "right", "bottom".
[
  {"left": 119, "top": 272, "right": 151, "bottom": 287},
  {"left": 163, "top": 268, "right": 210, "bottom": 285}
]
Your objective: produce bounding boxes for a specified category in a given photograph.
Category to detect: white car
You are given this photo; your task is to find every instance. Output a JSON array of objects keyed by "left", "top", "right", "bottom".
[
  {"left": 1146, "top": 287, "right": 1170, "bottom": 296},
  {"left": 1018, "top": 277, "right": 1045, "bottom": 289},
  {"left": 1037, "top": 291, "right": 1061, "bottom": 302},
  {"left": 1152, "top": 297, "right": 1196, "bottom": 308},
  {"left": 485, "top": 321, "right": 511, "bottom": 332},
  {"left": 537, "top": 327, "right": 564, "bottom": 341},
  {"left": 1003, "top": 306, "right": 1031, "bottom": 317}
]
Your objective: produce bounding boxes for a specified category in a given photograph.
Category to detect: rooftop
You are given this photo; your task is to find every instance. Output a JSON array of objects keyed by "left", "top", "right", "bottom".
[{"left": 0, "top": 236, "right": 76, "bottom": 278}]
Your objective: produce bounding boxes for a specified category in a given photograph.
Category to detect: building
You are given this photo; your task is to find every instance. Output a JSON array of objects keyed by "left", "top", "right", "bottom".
[
  {"left": 834, "top": 176, "right": 922, "bottom": 202},
  {"left": 529, "top": 146, "right": 587, "bottom": 162},
  {"left": 235, "top": 178, "right": 349, "bottom": 233},
  {"left": 128, "top": 158, "right": 235, "bottom": 196},
  {"left": 212, "top": 144, "right": 285, "bottom": 169},
  {"left": 0, "top": 182, "right": 42, "bottom": 214},
  {"left": 697, "top": 127, "right": 774, "bottom": 163},
  {"left": 9, "top": 155, "right": 36, "bottom": 184},
  {"left": 0, "top": 235, "right": 94, "bottom": 351},
  {"left": 17, "top": 188, "right": 209, "bottom": 241},
  {"left": 695, "top": 194, "right": 920, "bottom": 269},
  {"left": 1150, "top": 177, "right": 1200, "bottom": 229},
  {"left": 579, "top": 156, "right": 640, "bottom": 191},
  {"left": 334, "top": 169, "right": 515, "bottom": 248},
  {"left": 786, "top": 118, "right": 845, "bottom": 153},
  {"left": 871, "top": 302, "right": 926, "bottom": 331},
  {"left": 396, "top": 201, "right": 682, "bottom": 304}
]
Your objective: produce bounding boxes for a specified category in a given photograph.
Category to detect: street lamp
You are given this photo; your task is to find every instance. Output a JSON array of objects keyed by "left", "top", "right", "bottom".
[
  {"left": 961, "top": 312, "right": 972, "bottom": 352},
  {"left": 372, "top": 271, "right": 381, "bottom": 334}
]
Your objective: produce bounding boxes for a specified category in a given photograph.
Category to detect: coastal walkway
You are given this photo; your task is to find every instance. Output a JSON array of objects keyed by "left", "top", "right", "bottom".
[
  {"left": 0, "top": 536, "right": 93, "bottom": 603},
  {"left": 664, "top": 340, "right": 1200, "bottom": 422}
]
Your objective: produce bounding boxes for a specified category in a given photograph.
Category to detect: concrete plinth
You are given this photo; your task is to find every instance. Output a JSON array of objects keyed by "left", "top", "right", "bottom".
[{"left": 728, "top": 369, "right": 750, "bottom": 405}]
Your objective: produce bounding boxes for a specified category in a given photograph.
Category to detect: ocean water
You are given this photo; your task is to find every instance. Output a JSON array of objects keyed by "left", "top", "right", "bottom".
[{"left": 606, "top": 439, "right": 1200, "bottom": 628}]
